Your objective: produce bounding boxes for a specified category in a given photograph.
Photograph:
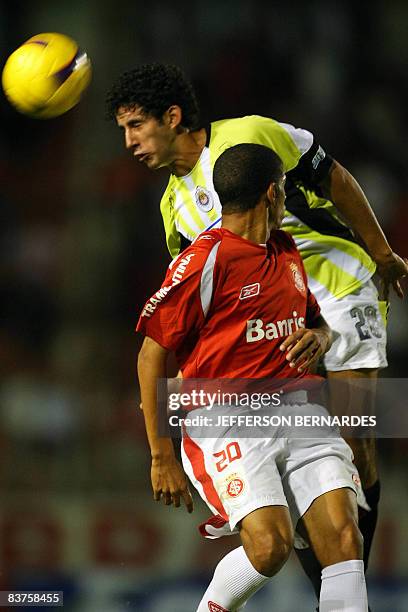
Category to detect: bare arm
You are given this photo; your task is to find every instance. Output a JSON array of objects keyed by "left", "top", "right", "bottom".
[
  {"left": 137, "top": 336, "right": 193, "bottom": 512},
  {"left": 320, "top": 160, "right": 408, "bottom": 299},
  {"left": 280, "top": 314, "right": 332, "bottom": 373}
]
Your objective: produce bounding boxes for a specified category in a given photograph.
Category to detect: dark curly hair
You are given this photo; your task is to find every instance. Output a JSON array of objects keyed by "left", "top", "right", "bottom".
[{"left": 106, "top": 63, "right": 201, "bottom": 130}]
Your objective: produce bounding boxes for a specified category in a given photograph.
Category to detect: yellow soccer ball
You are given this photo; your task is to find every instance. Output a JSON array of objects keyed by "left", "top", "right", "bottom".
[{"left": 2, "top": 32, "right": 92, "bottom": 119}]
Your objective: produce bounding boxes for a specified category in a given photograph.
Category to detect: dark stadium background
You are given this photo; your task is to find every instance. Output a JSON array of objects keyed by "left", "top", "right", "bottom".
[{"left": 0, "top": 1, "right": 407, "bottom": 610}]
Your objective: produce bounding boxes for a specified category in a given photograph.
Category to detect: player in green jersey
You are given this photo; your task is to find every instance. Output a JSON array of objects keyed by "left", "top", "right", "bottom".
[{"left": 106, "top": 63, "right": 408, "bottom": 606}]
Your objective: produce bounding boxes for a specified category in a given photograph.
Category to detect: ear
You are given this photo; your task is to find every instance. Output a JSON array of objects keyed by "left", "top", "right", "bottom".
[
  {"left": 266, "top": 182, "right": 277, "bottom": 204},
  {"left": 164, "top": 105, "right": 183, "bottom": 129}
]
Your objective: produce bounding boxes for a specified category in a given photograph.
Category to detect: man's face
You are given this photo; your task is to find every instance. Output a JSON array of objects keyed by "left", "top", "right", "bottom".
[{"left": 116, "top": 105, "right": 175, "bottom": 170}]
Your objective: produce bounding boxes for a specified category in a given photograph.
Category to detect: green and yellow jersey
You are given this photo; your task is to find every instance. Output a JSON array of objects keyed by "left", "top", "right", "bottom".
[{"left": 159, "top": 114, "right": 375, "bottom": 304}]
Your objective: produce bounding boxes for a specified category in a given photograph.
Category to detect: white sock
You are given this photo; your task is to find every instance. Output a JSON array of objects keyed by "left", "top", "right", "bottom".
[
  {"left": 196, "top": 545, "right": 270, "bottom": 611},
  {"left": 320, "top": 560, "right": 368, "bottom": 611}
]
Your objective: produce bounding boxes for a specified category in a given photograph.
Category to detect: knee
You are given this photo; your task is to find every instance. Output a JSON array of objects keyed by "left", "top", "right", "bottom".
[
  {"left": 249, "top": 529, "right": 293, "bottom": 576},
  {"left": 336, "top": 520, "right": 364, "bottom": 561}
]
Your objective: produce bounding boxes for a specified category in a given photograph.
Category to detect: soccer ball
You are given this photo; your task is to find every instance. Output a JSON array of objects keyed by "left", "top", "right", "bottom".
[{"left": 1, "top": 32, "right": 92, "bottom": 119}]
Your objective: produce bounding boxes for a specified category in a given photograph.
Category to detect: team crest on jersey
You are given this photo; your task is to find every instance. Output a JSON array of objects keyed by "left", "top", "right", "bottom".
[
  {"left": 195, "top": 186, "right": 214, "bottom": 212},
  {"left": 289, "top": 261, "right": 306, "bottom": 295},
  {"left": 208, "top": 603, "right": 228, "bottom": 612}
]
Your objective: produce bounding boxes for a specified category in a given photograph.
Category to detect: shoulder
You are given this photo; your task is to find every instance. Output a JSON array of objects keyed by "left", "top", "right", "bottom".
[
  {"left": 192, "top": 228, "right": 223, "bottom": 252},
  {"left": 168, "top": 230, "right": 223, "bottom": 272},
  {"left": 270, "top": 229, "right": 298, "bottom": 252},
  {"left": 210, "top": 115, "right": 280, "bottom": 140},
  {"left": 210, "top": 117, "right": 311, "bottom": 172}
]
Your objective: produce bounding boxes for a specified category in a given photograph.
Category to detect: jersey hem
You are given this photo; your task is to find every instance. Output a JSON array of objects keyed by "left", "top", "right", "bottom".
[{"left": 323, "top": 360, "right": 388, "bottom": 372}]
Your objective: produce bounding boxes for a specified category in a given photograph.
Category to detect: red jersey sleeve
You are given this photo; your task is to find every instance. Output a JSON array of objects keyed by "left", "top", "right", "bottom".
[{"left": 136, "top": 235, "right": 220, "bottom": 351}]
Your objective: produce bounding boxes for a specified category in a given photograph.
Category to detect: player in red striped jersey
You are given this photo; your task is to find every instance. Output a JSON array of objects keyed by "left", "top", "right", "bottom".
[{"left": 137, "top": 144, "right": 369, "bottom": 611}]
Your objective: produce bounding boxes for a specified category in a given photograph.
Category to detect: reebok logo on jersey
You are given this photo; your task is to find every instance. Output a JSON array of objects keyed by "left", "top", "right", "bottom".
[
  {"left": 195, "top": 234, "right": 216, "bottom": 242},
  {"left": 239, "top": 283, "right": 260, "bottom": 300},
  {"left": 246, "top": 313, "right": 305, "bottom": 343},
  {"left": 141, "top": 253, "right": 196, "bottom": 318},
  {"left": 312, "top": 145, "right": 326, "bottom": 169}
]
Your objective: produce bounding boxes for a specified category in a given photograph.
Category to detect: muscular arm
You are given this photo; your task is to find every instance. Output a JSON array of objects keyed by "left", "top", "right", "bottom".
[
  {"left": 320, "top": 160, "right": 408, "bottom": 298},
  {"left": 137, "top": 336, "right": 193, "bottom": 512}
]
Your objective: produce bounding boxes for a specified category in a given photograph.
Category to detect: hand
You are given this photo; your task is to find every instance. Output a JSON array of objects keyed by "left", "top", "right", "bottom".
[
  {"left": 374, "top": 252, "right": 408, "bottom": 300},
  {"left": 151, "top": 456, "right": 194, "bottom": 513},
  {"left": 280, "top": 327, "right": 331, "bottom": 373}
]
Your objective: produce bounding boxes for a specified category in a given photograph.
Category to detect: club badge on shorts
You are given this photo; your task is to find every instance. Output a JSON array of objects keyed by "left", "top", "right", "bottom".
[
  {"left": 289, "top": 261, "right": 306, "bottom": 295},
  {"left": 227, "top": 478, "right": 244, "bottom": 497},
  {"left": 222, "top": 472, "right": 245, "bottom": 499},
  {"left": 195, "top": 186, "right": 214, "bottom": 212}
]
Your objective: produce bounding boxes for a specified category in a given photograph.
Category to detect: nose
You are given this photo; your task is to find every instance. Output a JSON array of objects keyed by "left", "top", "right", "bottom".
[{"left": 125, "top": 129, "right": 138, "bottom": 150}]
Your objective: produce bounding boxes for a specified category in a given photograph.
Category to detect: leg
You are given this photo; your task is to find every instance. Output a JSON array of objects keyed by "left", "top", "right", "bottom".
[
  {"left": 301, "top": 488, "right": 362, "bottom": 567},
  {"left": 196, "top": 506, "right": 293, "bottom": 611},
  {"left": 301, "top": 488, "right": 368, "bottom": 611},
  {"left": 294, "top": 545, "right": 323, "bottom": 600},
  {"left": 328, "top": 368, "right": 378, "bottom": 488},
  {"left": 328, "top": 368, "right": 380, "bottom": 570},
  {"left": 239, "top": 505, "right": 293, "bottom": 576}
]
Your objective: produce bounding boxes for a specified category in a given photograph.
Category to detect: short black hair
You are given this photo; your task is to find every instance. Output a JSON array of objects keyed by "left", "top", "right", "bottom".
[
  {"left": 106, "top": 63, "right": 201, "bottom": 130},
  {"left": 213, "top": 144, "right": 283, "bottom": 213}
]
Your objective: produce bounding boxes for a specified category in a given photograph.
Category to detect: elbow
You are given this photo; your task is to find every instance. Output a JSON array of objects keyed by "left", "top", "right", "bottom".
[
  {"left": 320, "top": 158, "right": 350, "bottom": 199},
  {"left": 137, "top": 337, "right": 154, "bottom": 373}
]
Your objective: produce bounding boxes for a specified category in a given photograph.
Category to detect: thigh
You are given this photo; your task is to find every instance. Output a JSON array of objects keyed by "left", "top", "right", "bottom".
[
  {"left": 281, "top": 428, "right": 367, "bottom": 525},
  {"left": 328, "top": 368, "right": 378, "bottom": 487},
  {"left": 182, "top": 433, "right": 288, "bottom": 531},
  {"left": 327, "top": 367, "right": 378, "bottom": 415}
]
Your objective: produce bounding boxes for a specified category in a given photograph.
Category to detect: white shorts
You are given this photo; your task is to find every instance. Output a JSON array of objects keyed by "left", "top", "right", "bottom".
[
  {"left": 181, "top": 403, "right": 365, "bottom": 531},
  {"left": 320, "top": 279, "right": 388, "bottom": 371}
]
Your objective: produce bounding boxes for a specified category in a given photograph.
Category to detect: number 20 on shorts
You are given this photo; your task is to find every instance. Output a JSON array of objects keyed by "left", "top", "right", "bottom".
[{"left": 213, "top": 442, "right": 242, "bottom": 472}]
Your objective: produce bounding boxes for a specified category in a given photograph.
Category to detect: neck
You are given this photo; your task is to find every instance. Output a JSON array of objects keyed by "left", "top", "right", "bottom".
[
  {"left": 221, "top": 204, "right": 270, "bottom": 244},
  {"left": 169, "top": 128, "right": 207, "bottom": 176}
]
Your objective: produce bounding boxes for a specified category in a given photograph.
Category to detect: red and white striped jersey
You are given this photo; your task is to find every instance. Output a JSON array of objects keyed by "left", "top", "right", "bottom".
[{"left": 136, "top": 228, "right": 321, "bottom": 380}]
